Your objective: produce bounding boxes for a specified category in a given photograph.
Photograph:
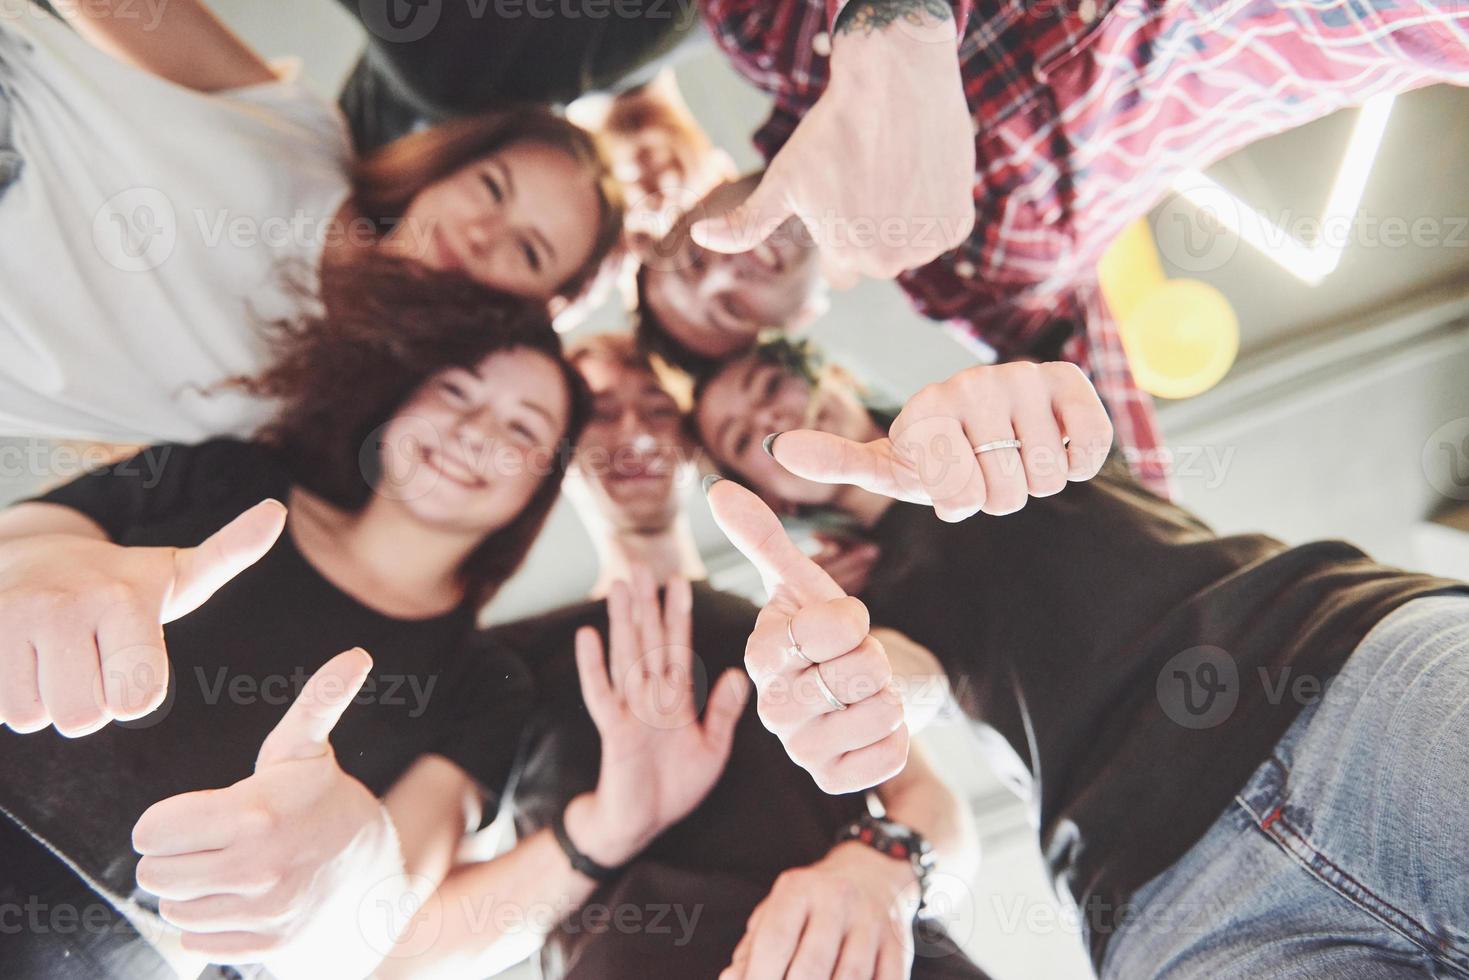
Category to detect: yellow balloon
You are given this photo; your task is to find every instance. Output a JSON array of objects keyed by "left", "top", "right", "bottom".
[
  {"left": 1098, "top": 219, "right": 1167, "bottom": 322},
  {"left": 1119, "top": 278, "right": 1239, "bottom": 400}
]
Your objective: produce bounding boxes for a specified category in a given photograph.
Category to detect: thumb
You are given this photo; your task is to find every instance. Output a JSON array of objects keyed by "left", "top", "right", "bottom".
[
  {"left": 768, "top": 430, "right": 930, "bottom": 506},
  {"left": 256, "top": 648, "right": 373, "bottom": 768},
  {"left": 168, "top": 500, "right": 287, "bottom": 621},
  {"left": 691, "top": 173, "right": 794, "bottom": 255},
  {"left": 700, "top": 668, "right": 749, "bottom": 762},
  {"left": 705, "top": 478, "right": 844, "bottom": 604}
]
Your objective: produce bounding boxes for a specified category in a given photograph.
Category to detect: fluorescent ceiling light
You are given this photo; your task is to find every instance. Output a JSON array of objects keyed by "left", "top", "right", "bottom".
[{"left": 1168, "top": 93, "right": 1395, "bottom": 285}]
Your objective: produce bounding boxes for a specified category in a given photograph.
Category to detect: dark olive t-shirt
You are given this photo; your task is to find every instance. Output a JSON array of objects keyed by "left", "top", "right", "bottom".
[
  {"left": 0, "top": 440, "right": 532, "bottom": 902},
  {"left": 856, "top": 461, "right": 1466, "bottom": 965},
  {"left": 486, "top": 586, "right": 989, "bottom": 980}
]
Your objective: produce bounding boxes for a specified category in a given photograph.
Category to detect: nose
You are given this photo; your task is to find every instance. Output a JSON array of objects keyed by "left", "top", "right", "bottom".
[{"left": 463, "top": 210, "right": 505, "bottom": 257}]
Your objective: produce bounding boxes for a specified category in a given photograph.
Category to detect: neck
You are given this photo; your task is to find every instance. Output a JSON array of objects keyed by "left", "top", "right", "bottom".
[
  {"left": 292, "top": 488, "right": 479, "bottom": 611},
  {"left": 589, "top": 514, "right": 706, "bottom": 598}
]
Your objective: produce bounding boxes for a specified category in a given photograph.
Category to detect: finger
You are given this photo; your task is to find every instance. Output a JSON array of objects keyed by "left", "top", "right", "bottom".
[
  {"left": 606, "top": 580, "right": 636, "bottom": 693},
  {"left": 786, "top": 900, "right": 846, "bottom": 980},
  {"left": 35, "top": 628, "right": 107, "bottom": 737},
  {"left": 255, "top": 647, "right": 372, "bottom": 768},
  {"left": 690, "top": 172, "right": 794, "bottom": 255},
  {"left": 179, "top": 929, "right": 282, "bottom": 960},
  {"left": 834, "top": 923, "right": 882, "bottom": 980},
  {"left": 631, "top": 565, "right": 664, "bottom": 676},
  {"left": 137, "top": 851, "right": 278, "bottom": 902},
  {"left": 766, "top": 431, "right": 928, "bottom": 506},
  {"left": 168, "top": 500, "right": 287, "bottom": 620},
  {"left": 815, "top": 635, "right": 893, "bottom": 705},
  {"left": 968, "top": 423, "right": 1027, "bottom": 517},
  {"left": 700, "top": 669, "right": 749, "bottom": 761},
  {"left": 159, "top": 891, "right": 286, "bottom": 934},
  {"left": 1010, "top": 388, "right": 1069, "bottom": 498},
  {"left": 823, "top": 724, "right": 910, "bottom": 794},
  {"left": 892, "top": 415, "right": 985, "bottom": 523},
  {"left": 95, "top": 603, "right": 168, "bottom": 721},
  {"left": 662, "top": 575, "right": 694, "bottom": 676},
  {"left": 133, "top": 789, "right": 240, "bottom": 856},
  {"left": 0, "top": 642, "right": 47, "bottom": 733},
  {"left": 745, "top": 891, "right": 810, "bottom": 979},
  {"left": 706, "top": 479, "right": 844, "bottom": 604},
  {"left": 574, "top": 627, "right": 617, "bottom": 729},
  {"left": 876, "top": 931, "right": 913, "bottom": 980},
  {"left": 788, "top": 688, "right": 905, "bottom": 763},
  {"left": 789, "top": 595, "right": 870, "bottom": 667},
  {"left": 1047, "top": 364, "right": 1113, "bottom": 480},
  {"left": 722, "top": 924, "right": 755, "bottom": 980}
]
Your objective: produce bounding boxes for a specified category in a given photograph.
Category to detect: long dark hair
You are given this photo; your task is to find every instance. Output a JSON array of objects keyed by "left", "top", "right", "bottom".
[{"left": 241, "top": 253, "right": 589, "bottom": 602}]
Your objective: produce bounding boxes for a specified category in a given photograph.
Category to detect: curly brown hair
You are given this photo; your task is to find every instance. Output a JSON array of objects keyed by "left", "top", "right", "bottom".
[
  {"left": 241, "top": 253, "right": 589, "bottom": 602},
  {"left": 353, "top": 105, "right": 625, "bottom": 303}
]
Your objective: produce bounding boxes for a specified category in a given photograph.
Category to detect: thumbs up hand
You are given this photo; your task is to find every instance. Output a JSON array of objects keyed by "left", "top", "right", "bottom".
[
  {"left": 766, "top": 361, "right": 1113, "bottom": 522},
  {"left": 133, "top": 649, "right": 403, "bottom": 977},
  {"left": 706, "top": 478, "right": 907, "bottom": 794},
  {"left": 0, "top": 500, "right": 286, "bottom": 736}
]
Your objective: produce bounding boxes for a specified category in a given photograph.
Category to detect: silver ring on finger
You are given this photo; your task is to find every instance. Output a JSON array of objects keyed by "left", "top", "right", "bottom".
[
  {"left": 811, "top": 665, "right": 848, "bottom": 712},
  {"left": 973, "top": 438, "right": 1023, "bottom": 455},
  {"left": 786, "top": 617, "right": 816, "bottom": 666}
]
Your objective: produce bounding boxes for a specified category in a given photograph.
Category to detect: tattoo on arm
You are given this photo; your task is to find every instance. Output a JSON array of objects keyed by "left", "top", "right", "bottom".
[{"left": 834, "top": 0, "right": 954, "bottom": 36}]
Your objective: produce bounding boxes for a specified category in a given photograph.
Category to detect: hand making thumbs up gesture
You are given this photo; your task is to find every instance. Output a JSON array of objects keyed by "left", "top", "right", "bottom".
[
  {"left": 133, "top": 648, "right": 403, "bottom": 977},
  {"left": 0, "top": 499, "right": 286, "bottom": 736},
  {"left": 706, "top": 478, "right": 907, "bottom": 794}
]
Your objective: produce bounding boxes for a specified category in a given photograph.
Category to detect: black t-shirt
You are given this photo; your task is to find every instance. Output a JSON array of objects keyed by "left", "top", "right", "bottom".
[
  {"left": 336, "top": 0, "right": 697, "bottom": 151},
  {"left": 0, "top": 440, "right": 532, "bottom": 901},
  {"left": 486, "top": 586, "right": 989, "bottom": 980},
  {"left": 856, "top": 460, "right": 1466, "bottom": 966}
]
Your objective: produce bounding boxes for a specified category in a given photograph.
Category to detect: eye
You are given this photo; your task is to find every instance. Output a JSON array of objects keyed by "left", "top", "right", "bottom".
[
  {"left": 440, "top": 379, "right": 470, "bottom": 402},
  {"left": 520, "top": 238, "right": 542, "bottom": 273},
  {"left": 762, "top": 370, "right": 781, "bottom": 400},
  {"left": 732, "top": 428, "right": 751, "bottom": 459},
  {"left": 509, "top": 420, "right": 537, "bottom": 444},
  {"left": 480, "top": 172, "right": 504, "bottom": 203}
]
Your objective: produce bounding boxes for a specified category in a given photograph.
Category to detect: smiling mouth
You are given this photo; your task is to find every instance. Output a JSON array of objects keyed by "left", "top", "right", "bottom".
[{"left": 420, "top": 445, "right": 485, "bottom": 490}]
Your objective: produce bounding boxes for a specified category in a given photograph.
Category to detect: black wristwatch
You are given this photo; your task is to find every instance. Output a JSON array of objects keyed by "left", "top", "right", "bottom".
[{"left": 836, "top": 815, "right": 937, "bottom": 912}]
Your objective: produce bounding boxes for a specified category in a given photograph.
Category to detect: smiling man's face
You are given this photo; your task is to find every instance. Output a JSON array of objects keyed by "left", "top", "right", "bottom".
[
  {"left": 639, "top": 177, "right": 829, "bottom": 360},
  {"left": 572, "top": 345, "right": 689, "bottom": 534}
]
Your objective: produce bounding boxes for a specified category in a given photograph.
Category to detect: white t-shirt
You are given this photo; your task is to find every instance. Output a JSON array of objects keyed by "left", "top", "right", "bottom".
[{"left": 0, "top": 3, "right": 354, "bottom": 443}]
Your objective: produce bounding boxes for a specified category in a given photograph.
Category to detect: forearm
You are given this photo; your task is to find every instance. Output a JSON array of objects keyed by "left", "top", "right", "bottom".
[
  {"left": 875, "top": 742, "right": 980, "bottom": 880},
  {"left": 0, "top": 503, "right": 107, "bottom": 546},
  {"left": 57, "top": 0, "right": 276, "bottom": 92},
  {"left": 871, "top": 627, "right": 949, "bottom": 733},
  {"left": 375, "top": 793, "right": 626, "bottom": 979}
]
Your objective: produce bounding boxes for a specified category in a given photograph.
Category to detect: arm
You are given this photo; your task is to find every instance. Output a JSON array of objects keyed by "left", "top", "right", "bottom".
[
  {"left": 56, "top": 0, "right": 278, "bottom": 92},
  {"left": 874, "top": 741, "right": 979, "bottom": 880},
  {"left": 871, "top": 626, "right": 950, "bottom": 735},
  {"left": 694, "top": 0, "right": 974, "bottom": 285}
]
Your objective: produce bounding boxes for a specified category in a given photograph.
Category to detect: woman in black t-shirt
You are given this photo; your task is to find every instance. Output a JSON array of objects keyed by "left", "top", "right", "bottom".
[
  {"left": 0, "top": 261, "right": 591, "bottom": 978},
  {"left": 692, "top": 340, "right": 1469, "bottom": 979}
]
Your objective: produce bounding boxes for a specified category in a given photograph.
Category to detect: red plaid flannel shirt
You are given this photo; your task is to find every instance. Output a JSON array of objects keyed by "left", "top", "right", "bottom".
[{"left": 703, "top": 0, "right": 1469, "bottom": 494}]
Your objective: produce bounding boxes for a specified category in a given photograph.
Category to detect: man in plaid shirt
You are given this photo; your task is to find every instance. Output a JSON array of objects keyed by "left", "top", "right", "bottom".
[{"left": 646, "top": 0, "right": 1469, "bottom": 495}]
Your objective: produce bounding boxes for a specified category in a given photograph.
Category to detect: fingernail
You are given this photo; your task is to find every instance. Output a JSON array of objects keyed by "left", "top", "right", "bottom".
[
  {"left": 702, "top": 473, "right": 725, "bottom": 495},
  {"left": 761, "top": 432, "right": 784, "bottom": 458}
]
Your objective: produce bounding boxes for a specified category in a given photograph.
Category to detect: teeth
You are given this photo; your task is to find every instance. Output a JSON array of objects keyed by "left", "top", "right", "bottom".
[{"left": 752, "top": 241, "right": 779, "bottom": 269}]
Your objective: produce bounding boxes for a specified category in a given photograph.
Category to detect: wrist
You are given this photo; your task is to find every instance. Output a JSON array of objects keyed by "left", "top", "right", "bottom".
[
  {"left": 831, "top": 0, "right": 960, "bottom": 76},
  {"left": 826, "top": 840, "right": 923, "bottom": 917},
  {"left": 562, "top": 793, "right": 645, "bottom": 870}
]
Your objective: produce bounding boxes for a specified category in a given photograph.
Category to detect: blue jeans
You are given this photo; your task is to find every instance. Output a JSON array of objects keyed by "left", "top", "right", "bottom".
[{"left": 1102, "top": 596, "right": 1469, "bottom": 979}]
